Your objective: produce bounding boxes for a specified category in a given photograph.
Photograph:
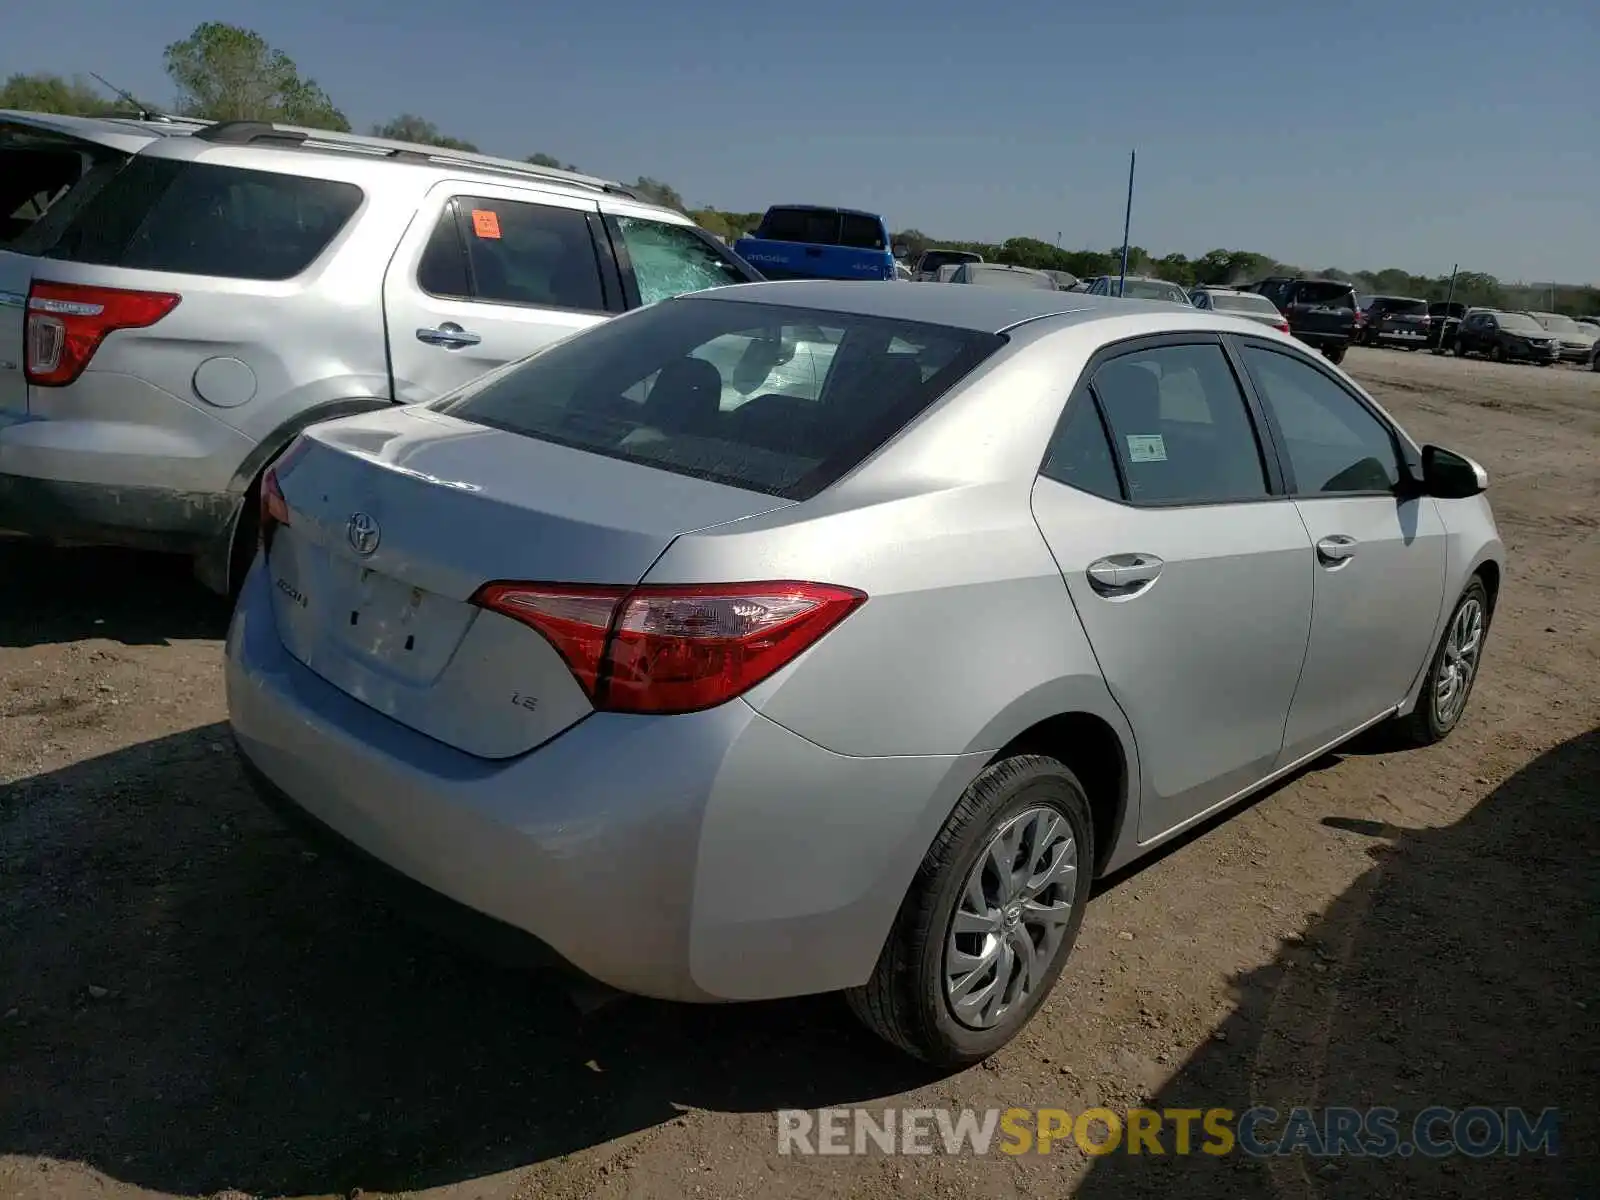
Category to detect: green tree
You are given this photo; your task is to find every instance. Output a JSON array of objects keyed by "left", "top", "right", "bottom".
[
  {"left": 526, "top": 152, "right": 579, "bottom": 171},
  {"left": 163, "top": 22, "right": 349, "bottom": 131},
  {"left": 0, "top": 73, "right": 118, "bottom": 116},
  {"left": 629, "top": 176, "right": 686, "bottom": 212},
  {"left": 371, "top": 114, "right": 477, "bottom": 152}
]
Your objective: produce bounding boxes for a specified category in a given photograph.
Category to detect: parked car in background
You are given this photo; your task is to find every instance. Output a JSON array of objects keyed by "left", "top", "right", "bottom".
[
  {"left": 733, "top": 206, "right": 896, "bottom": 282},
  {"left": 948, "top": 262, "right": 1057, "bottom": 289},
  {"left": 1359, "top": 295, "right": 1432, "bottom": 349},
  {"left": 1244, "top": 277, "right": 1359, "bottom": 364},
  {"left": 1044, "top": 269, "right": 1080, "bottom": 291},
  {"left": 1084, "top": 275, "right": 1192, "bottom": 305},
  {"left": 1523, "top": 311, "right": 1597, "bottom": 364},
  {"left": 1574, "top": 317, "right": 1600, "bottom": 338},
  {"left": 935, "top": 263, "right": 963, "bottom": 284},
  {"left": 1453, "top": 310, "right": 1561, "bottom": 365},
  {"left": 1, "top": 109, "right": 208, "bottom": 249},
  {"left": 0, "top": 119, "right": 760, "bottom": 594},
  {"left": 1189, "top": 286, "right": 1290, "bottom": 331},
  {"left": 230, "top": 279, "right": 1503, "bottom": 1068},
  {"left": 1427, "top": 301, "right": 1467, "bottom": 354},
  {"left": 913, "top": 248, "right": 984, "bottom": 282}
]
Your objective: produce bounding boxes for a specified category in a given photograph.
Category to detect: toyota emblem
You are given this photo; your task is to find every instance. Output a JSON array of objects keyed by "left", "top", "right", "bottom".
[{"left": 346, "top": 511, "right": 381, "bottom": 556}]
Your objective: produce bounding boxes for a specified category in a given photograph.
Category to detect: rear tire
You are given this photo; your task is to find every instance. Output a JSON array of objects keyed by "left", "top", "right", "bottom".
[
  {"left": 1389, "top": 579, "right": 1490, "bottom": 749},
  {"left": 846, "top": 755, "right": 1094, "bottom": 1067},
  {"left": 1324, "top": 343, "right": 1347, "bottom": 365}
]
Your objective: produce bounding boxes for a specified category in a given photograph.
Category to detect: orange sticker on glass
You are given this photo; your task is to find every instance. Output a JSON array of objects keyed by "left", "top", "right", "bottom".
[{"left": 471, "top": 209, "right": 501, "bottom": 239}]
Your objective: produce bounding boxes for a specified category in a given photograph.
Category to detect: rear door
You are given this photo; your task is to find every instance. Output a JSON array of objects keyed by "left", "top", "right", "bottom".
[
  {"left": 383, "top": 180, "right": 621, "bottom": 404},
  {"left": 1031, "top": 336, "right": 1313, "bottom": 840},
  {"left": 0, "top": 117, "right": 146, "bottom": 417}
]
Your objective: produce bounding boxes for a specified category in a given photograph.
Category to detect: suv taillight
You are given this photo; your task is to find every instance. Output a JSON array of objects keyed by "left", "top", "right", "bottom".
[
  {"left": 25, "top": 281, "right": 180, "bottom": 387},
  {"left": 473, "top": 580, "right": 867, "bottom": 715}
]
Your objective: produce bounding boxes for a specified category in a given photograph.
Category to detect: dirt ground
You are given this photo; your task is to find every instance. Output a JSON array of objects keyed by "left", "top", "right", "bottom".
[{"left": 2, "top": 348, "right": 1596, "bottom": 1200}]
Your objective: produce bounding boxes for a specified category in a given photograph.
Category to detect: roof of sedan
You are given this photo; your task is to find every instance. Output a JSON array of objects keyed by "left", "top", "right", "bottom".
[{"left": 698, "top": 279, "right": 1194, "bottom": 332}]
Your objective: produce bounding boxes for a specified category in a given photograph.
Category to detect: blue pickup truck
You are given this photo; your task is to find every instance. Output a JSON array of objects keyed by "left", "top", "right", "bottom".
[{"left": 734, "top": 205, "right": 896, "bottom": 282}]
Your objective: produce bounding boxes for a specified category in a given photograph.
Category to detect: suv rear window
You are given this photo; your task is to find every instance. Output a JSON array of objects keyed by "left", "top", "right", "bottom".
[
  {"left": 1289, "top": 282, "right": 1357, "bottom": 308},
  {"left": 436, "top": 296, "right": 1003, "bottom": 500},
  {"left": 44, "top": 157, "right": 363, "bottom": 281},
  {"left": 756, "top": 207, "right": 885, "bottom": 250},
  {"left": 918, "top": 250, "right": 981, "bottom": 273}
]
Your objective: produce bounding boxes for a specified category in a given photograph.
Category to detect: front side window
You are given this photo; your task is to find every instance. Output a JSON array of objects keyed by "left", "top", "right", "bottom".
[
  {"left": 437, "top": 297, "right": 1003, "bottom": 500},
  {"left": 1089, "top": 343, "right": 1269, "bottom": 505},
  {"left": 614, "top": 216, "right": 749, "bottom": 306},
  {"left": 1240, "top": 344, "right": 1401, "bottom": 495},
  {"left": 454, "top": 195, "right": 604, "bottom": 312}
]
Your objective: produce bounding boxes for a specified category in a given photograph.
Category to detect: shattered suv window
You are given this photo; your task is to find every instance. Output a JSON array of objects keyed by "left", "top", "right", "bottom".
[{"left": 615, "top": 216, "right": 750, "bottom": 306}]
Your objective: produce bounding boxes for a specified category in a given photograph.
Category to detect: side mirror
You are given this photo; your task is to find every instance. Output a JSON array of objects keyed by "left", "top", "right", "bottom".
[{"left": 1421, "top": 444, "right": 1488, "bottom": 499}]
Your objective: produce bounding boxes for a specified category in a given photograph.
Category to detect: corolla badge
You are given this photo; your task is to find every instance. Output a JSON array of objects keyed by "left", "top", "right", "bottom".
[{"left": 346, "top": 511, "right": 381, "bottom": 556}]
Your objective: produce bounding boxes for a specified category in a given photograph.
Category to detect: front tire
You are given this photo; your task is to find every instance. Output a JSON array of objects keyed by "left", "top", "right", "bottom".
[
  {"left": 847, "top": 756, "right": 1094, "bottom": 1067},
  {"left": 1391, "top": 579, "right": 1490, "bottom": 748},
  {"left": 1490, "top": 343, "right": 1505, "bottom": 363}
]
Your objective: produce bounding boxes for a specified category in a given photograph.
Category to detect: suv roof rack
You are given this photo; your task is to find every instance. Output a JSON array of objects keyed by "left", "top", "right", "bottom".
[
  {"left": 193, "top": 120, "right": 309, "bottom": 147},
  {"left": 190, "top": 119, "right": 649, "bottom": 202}
]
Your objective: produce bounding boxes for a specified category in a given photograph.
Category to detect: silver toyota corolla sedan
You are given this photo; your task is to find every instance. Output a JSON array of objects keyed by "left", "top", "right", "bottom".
[{"left": 226, "top": 281, "right": 1505, "bottom": 1066}]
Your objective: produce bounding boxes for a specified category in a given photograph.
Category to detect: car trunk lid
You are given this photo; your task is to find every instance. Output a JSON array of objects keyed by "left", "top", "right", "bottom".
[{"left": 265, "top": 404, "right": 789, "bottom": 757}]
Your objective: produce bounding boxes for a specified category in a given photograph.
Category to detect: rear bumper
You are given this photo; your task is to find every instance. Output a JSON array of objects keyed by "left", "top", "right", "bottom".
[
  {"left": 225, "top": 560, "right": 984, "bottom": 1003},
  {"left": 0, "top": 472, "right": 239, "bottom": 552},
  {"left": 1291, "top": 329, "right": 1350, "bottom": 349},
  {"left": 1557, "top": 345, "right": 1593, "bottom": 363},
  {"left": 0, "top": 372, "right": 254, "bottom": 549}
]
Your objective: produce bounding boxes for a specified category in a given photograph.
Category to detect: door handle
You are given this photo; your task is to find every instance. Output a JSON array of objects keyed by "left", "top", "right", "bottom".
[
  {"left": 416, "top": 322, "right": 482, "bottom": 349},
  {"left": 1086, "top": 553, "right": 1164, "bottom": 596},
  {"left": 1316, "top": 535, "right": 1358, "bottom": 565}
]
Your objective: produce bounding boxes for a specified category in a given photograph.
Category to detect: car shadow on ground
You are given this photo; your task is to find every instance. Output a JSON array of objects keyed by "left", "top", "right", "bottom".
[
  {"left": 1073, "top": 726, "right": 1600, "bottom": 1199},
  {"left": 0, "top": 723, "right": 940, "bottom": 1196},
  {"left": 0, "top": 541, "right": 230, "bottom": 648}
]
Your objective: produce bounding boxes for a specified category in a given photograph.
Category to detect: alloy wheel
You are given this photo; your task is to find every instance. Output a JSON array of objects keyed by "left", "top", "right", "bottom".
[
  {"left": 1434, "top": 597, "right": 1484, "bottom": 728},
  {"left": 944, "top": 806, "right": 1078, "bottom": 1029}
]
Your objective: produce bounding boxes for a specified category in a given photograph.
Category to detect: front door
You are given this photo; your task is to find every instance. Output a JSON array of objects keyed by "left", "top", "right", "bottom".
[
  {"left": 1234, "top": 340, "right": 1448, "bottom": 765},
  {"left": 382, "top": 181, "right": 615, "bottom": 404},
  {"left": 1031, "top": 337, "right": 1314, "bottom": 840}
]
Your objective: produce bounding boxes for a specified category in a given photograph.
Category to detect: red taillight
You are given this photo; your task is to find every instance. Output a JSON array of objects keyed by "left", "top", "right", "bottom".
[
  {"left": 24, "top": 281, "right": 180, "bottom": 387},
  {"left": 258, "top": 437, "right": 311, "bottom": 550},
  {"left": 473, "top": 580, "right": 867, "bottom": 715},
  {"left": 1276, "top": 320, "right": 1291, "bottom": 333}
]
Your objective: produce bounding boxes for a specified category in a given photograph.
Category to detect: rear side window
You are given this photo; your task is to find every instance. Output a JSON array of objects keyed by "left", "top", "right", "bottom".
[
  {"left": 613, "top": 215, "right": 751, "bottom": 305},
  {"left": 1041, "top": 395, "right": 1122, "bottom": 501},
  {"left": 2, "top": 148, "right": 129, "bottom": 254},
  {"left": 838, "top": 213, "right": 886, "bottom": 250},
  {"left": 757, "top": 207, "right": 843, "bottom": 245},
  {"left": 453, "top": 195, "right": 605, "bottom": 312},
  {"left": 436, "top": 297, "right": 1003, "bottom": 499},
  {"left": 1089, "top": 343, "right": 1269, "bottom": 505},
  {"left": 46, "top": 158, "right": 362, "bottom": 281}
]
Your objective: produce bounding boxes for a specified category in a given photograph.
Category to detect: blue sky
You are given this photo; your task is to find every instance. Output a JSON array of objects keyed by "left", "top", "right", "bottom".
[{"left": 6, "top": 0, "right": 1596, "bottom": 282}]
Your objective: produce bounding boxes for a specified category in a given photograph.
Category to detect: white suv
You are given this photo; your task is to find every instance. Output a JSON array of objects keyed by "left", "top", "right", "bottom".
[{"left": 0, "top": 117, "right": 759, "bottom": 592}]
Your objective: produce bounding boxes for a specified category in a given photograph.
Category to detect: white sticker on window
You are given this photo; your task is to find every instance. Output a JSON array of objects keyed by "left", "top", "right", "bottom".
[{"left": 1126, "top": 434, "right": 1167, "bottom": 463}]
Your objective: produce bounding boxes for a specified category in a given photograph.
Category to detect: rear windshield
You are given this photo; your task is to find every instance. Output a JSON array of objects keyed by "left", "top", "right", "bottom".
[
  {"left": 1377, "top": 298, "right": 1428, "bottom": 315},
  {"left": 1210, "top": 292, "right": 1278, "bottom": 315},
  {"left": 435, "top": 297, "right": 1004, "bottom": 500},
  {"left": 756, "top": 207, "right": 885, "bottom": 250},
  {"left": 966, "top": 267, "right": 1054, "bottom": 289},
  {"left": 0, "top": 135, "right": 130, "bottom": 251},
  {"left": 1430, "top": 302, "right": 1466, "bottom": 318},
  {"left": 1289, "top": 281, "right": 1356, "bottom": 308},
  {"left": 43, "top": 156, "right": 363, "bottom": 281},
  {"left": 1535, "top": 313, "right": 1580, "bottom": 333},
  {"left": 919, "top": 250, "right": 982, "bottom": 272},
  {"left": 1120, "top": 279, "right": 1190, "bottom": 304}
]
